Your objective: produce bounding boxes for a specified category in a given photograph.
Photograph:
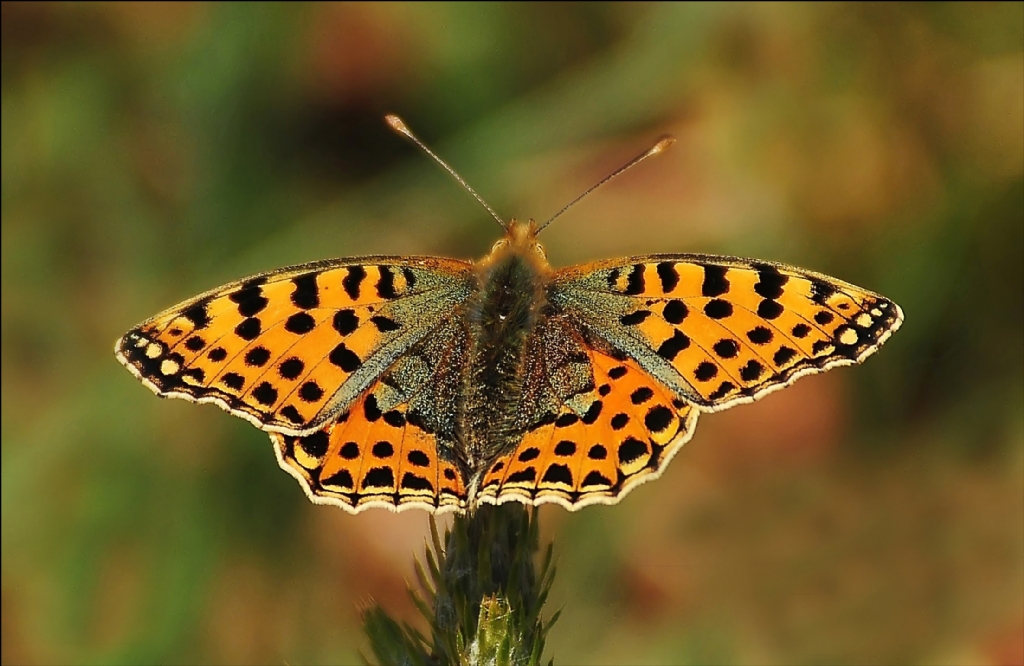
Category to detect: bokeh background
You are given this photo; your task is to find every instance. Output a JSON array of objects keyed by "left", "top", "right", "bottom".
[{"left": 3, "top": 3, "right": 1022, "bottom": 664}]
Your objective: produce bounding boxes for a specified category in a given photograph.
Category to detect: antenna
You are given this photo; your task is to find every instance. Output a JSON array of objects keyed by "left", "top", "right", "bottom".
[
  {"left": 537, "top": 134, "right": 676, "bottom": 233},
  {"left": 385, "top": 115, "right": 506, "bottom": 231}
]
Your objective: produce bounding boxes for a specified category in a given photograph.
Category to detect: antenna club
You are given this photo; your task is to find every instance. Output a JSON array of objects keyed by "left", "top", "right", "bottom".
[
  {"left": 649, "top": 135, "right": 676, "bottom": 155},
  {"left": 384, "top": 114, "right": 412, "bottom": 137}
]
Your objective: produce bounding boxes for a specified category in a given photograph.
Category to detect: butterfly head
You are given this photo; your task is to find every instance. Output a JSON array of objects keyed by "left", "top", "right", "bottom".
[{"left": 486, "top": 218, "right": 549, "bottom": 268}]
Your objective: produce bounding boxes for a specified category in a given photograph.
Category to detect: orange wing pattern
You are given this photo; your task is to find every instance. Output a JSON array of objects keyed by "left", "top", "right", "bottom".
[
  {"left": 115, "top": 257, "right": 472, "bottom": 434},
  {"left": 551, "top": 255, "right": 903, "bottom": 412},
  {"left": 272, "top": 310, "right": 470, "bottom": 513},
  {"left": 475, "top": 348, "right": 698, "bottom": 511},
  {"left": 272, "top": 378, "right": 467, "bottom": 514}
]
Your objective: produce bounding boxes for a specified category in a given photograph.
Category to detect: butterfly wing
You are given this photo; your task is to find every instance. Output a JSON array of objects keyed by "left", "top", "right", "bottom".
[
  {"left": 272, "top": 313, "right": 470, "bottom": 513},
  {"left": 474, "top": 255, "right": 902, "bottom": 510},
  {"left": 475, "top": 318, "right": 698, "bottom": 510},
  {"left": 548, "top": 255, "right": 903, "bottom": 411},
  {"left": 115, "top": 256, "right": 473, "bottom": 435}
]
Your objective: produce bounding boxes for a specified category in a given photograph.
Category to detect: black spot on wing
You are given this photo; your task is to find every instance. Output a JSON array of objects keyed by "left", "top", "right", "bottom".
[
  {"left": 542, "top": 464, "right": 573, "bottom": 485},
  {"left": 757, "top": 300, "right": 784, "bottom": 320},
  {"left": 507, "top": 468, "right": 537, "bottom": 484},
  {"left": 582, "top": 401, "right": 603, "bottom": 425},
  {"left": 713, "top": 339, "right": 739, "bottom": 359},
  {"left": 280, "top": 405, "right": 303, "bottom": 424},
  {"left": 363, "top": 467, "right": 395, "bottom": 488},
  {"left": 321, "top": 469, "right": 354, "bottom": 489},
  {"left": 582, "top": 470, "right": 613, "bottom": 488},
  {"left": 739, "top": 360, "right": 764, "bottom": 382},
  {"left": 329, "top": 343, "right": 361, "bottom": 372},
  {"left": 663, "top": 300, "right": 688, "bottom": 324},
  {"left": 694, "top": 362, "right": 718, "bottom": 381},
  {"left": 244, "top": 346, "right": 271, "bottom": 367},
  {"left": 299, "top": 381, "right": 323, "bottom": 402},
  {"left": 556, "top": 413, "right": 579, "bottom": 428},
  {"left": 181, "top": 367, "right": 204, "bottom": 384},
  {"left": 810, "top": 279, "right": 837, "bottom": 306},
  {"left": 333, "top": 309, "right": 359, "bottom": 335},
  {"left": 285, "top": 312, "right": 316, "bottom": 334},
  {"left": 625, "top": 264, "right": 645, "bottom": 295},
  {"left": 299, "top": 431, "right": 329, "bottom": 458},
  {"left": 630, "top": 387, "right": 654, "bottom": 404},
  {"left": 644, "top": 405, "right": 673, "bottom": 432},
  {"left": 518, "top": 447, "right": 541, "bottom": 463},
  {"left": 554, "top": 440, "right": 577, "bottom": 456},
  {"left": 372, "top": 441, "right": 394, "bottom": 458},
  {"left": 773, "top": 346, "right": 797, "bottom": 366},
  {"left": 407, "top": 450, "right": 430, "bottom": 467},
  {"left": 704, "top": 299, "right": 733, "bottom": 319},
  {"left": 708, "top": 381, "right": 736, "bottom": 401},
  {"left": 383, "top": 410, "right": 406, "bottom": 428},
  {"left": 402, "top": 267, "right": 417, "bottom": 291},
  {"left": 222, "top": 373, "right": 245, "bottom": 391},
  {"left": 753, "top": 264, "right": 788, "bottom": 300},
  {"left": 291, "top": 273, "right": 320, "bottom": 309},
  {"left": 376, "top": 266, "right": 398, "bottom": 299},
  {"left": 182, "top": 298, "right": 211, "bottom": 329},
  {"left": 608, "top": 366, "right": 628, "bottom": 380},
  {"left": 252, "top": 382, "right": 278, "bottom": 406},
  {"left": 371, "top": 316, "right": 401, "bottom": 332},
  {"left": 234, "top": 317, "right": 262, "bottom": 340},
  {"left": 618, "top": 437, "right": 648, "bottom": 465},
  {"left": 343, "top": 266, "right": 366, "bottom": 300},
  {"left": 279, "top": 357, "right": 304, "bottom": 379},
  {"left": 363, "top": 394, "right": 382, "bottom": 421},
  {"left": 620, "top": 310, "right": 651, "bottom": 326},
  {"left": 657, "top": 262, "right": 679, "bottom": 293},
  {"left": 401, "top": 473, "right": 434, "bottom": 492},
  {"left": 657, "top": 330, "right": 691, "bottom": 360},
  {"left": 229, "top": 279, "right": 269, "bottom": 317},
  {"left": 702, "top": 265, "right": 730, "bottom": 297}
]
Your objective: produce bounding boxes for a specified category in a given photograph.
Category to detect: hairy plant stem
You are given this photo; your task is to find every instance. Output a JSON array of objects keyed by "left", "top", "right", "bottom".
[{"left": 363, "top": 504, "right": 558, "bottom": 666}]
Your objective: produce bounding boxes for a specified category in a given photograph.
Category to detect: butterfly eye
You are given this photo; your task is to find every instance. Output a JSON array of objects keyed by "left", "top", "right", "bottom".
[
  {"left": 531, "top": 242, "right": 548, "bottom": 260},
  {"left": 491, "top": 239, "right": 510, "bottom": 252}
]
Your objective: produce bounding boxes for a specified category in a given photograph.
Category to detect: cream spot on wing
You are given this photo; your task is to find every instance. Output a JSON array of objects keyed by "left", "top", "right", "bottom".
[
  {"left": 160, "top": 359, "right": 180, "bottom": 375},
  {"left": 294, "top": 445, "right": 320, "bottom": 470},
  {"left": 133, "top": 337, "right": 148, "bottom": 348},
  {"left": 856, "top": 313, "right": 873, "bottom": 327},
  {"left": 871, "top": 308, "right": 883, "bottom": 317},
  {"left": 839, "top": 328, "right": 859, "bottom": 345},
  {"left": 145, "top": 343, "right": 163, "bottom": 359},
  {"left": 182, "top": 374, "right": 201, "bottom": 386}
]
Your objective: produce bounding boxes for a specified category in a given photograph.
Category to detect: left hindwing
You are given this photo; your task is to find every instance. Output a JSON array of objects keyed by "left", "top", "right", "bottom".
[{"left": 548, "top": 254, "right": 903, "bottom": 411}]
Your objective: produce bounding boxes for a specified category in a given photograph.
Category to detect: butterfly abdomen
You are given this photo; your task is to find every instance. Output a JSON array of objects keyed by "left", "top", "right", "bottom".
[{"left": 460, "top": 246, "right": 551, "bottom": 473}]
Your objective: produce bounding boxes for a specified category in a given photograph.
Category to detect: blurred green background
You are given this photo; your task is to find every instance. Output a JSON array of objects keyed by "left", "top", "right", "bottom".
[{"left": 2, "top": 3, "right": 1022, "bottom": 664}]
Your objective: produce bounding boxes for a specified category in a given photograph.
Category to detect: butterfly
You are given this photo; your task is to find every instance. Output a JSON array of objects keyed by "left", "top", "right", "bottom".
[{"left": 115, "top": 116, "right": 903, "bottom": 515}]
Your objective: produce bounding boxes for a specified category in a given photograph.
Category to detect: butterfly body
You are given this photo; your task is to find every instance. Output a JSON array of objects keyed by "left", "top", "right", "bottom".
[{"left": 117, "top": 123, "right": 903, "bottom": 514}]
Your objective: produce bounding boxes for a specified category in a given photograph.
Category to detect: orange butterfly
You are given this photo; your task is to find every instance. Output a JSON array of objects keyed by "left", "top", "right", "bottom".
[{"left": 116, "top": 116, "right": 903, "bottom": 514}]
